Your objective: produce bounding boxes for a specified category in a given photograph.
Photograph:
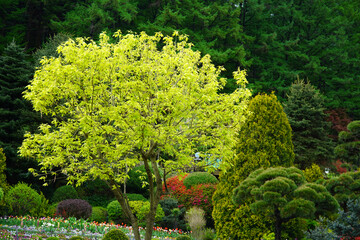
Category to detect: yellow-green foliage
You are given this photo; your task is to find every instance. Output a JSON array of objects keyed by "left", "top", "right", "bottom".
[
  {"left": 212, "top": 93, "right": 294, "bottom": 239},
  {"left": 303, "top": 164, "right": 323, "bottom": 182},
  {"left": 0, "top": 148, "right": 8, "bottom": 190}
]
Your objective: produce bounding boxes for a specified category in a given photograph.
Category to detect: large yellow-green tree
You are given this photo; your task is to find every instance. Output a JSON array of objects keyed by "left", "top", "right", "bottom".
[{"left": 19, "top": 31, "right": 251, "bottom": 240}]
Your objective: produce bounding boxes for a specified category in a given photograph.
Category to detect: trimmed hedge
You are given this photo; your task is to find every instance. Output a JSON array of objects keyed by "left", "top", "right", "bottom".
[{"left": 183, "top": 172, "right": 218, "bottom": 189}]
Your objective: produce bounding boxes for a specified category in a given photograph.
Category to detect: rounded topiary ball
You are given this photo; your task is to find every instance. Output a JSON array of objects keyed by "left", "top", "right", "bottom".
[
  {"left": 183, "top": 172, "right": 218, "bottom": 189},
  {"left": 176, "top": 236, "right": 191, "bottom": 240},
  {"left": 5, "top": 183, "right": 41, "bottom": 216},
  {"left": 102, "top": 229, "right": 129, "bottom": 240},
  {"left": 51, "top": 185, "right": 78, "bottom": 203}
]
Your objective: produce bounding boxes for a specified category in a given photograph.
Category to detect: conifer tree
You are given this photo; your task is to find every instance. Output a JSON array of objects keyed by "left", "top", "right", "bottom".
[
  {"left": 334, "top": 120, "right": 360, "bottom": 167},
  {"left": 232, "top": 167, "right": 339, "bottom": 240},
  {"left": 0, "top": 41, "right": 40, "bottom": 184},
  {"left": 283, "top": 80, "right": 333, "bottom": 169},
  {"left": 212, "top": 93, "right": 294, "bottom": 239}
]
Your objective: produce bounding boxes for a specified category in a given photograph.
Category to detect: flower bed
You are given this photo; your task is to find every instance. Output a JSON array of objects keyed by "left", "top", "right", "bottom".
[{"left": 0, "top": 216, "right": 189, "bottom": 239}]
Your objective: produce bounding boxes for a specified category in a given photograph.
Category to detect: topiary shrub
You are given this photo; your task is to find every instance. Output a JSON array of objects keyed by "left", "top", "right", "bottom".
[
  {"left": 46, "top": 237, "right": 59, "bottom": 240},
  {"left": 5, "top": 182, "right": 41, "bottom": 216},
  {"left": 76, "top": 178, "right": 113, "bottom": 208},
  {"left": 91, "top": 206, "right": 108, "bottom": 223},
  {"left": 56, "top": 199, "right": 92, "bottom": 219},
  {"left": 175, "top": 236, "right": 191, "bottom": 240},
  {"left": 102, "top": 229, "right": 129, "bottom": 240},
  {"left": 107, "top": 200, "right": 126, "bottom": 224},
  {"left": 69, "top": 237, "right": 84, "bottom": 240},
  {"left": 183, "top": 172, "right": 218, "bottom": 189},
  {"left": 126, "top": 193, "right": 147, "bottom": 202},
  {"left": 51, "top": 185, "right": 78, "bottom": 203}
]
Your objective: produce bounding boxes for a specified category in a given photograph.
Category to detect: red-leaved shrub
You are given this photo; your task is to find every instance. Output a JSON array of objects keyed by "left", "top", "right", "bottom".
[
  {"left": 162, "top": 174, "right": 217, "bottom": 226},
  {"left": 56, "top": 199, "right": 92, "bottom": 219}
]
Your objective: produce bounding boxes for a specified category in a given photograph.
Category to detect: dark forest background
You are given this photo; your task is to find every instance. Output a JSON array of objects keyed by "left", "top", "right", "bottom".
[{"left": 0, "top": 0, "right": 359, "bottom": 195}]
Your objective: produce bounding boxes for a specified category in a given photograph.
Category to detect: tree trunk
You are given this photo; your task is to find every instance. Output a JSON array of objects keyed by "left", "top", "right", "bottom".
[
  {"left": 142, "top": 144, "right": 163, "bottom": 240},
  {"left": 274, "top": 208, "right": 282, "bottom": 240},
  {"left": 108, "top": 179, "right": 142, "bottom": 240}
]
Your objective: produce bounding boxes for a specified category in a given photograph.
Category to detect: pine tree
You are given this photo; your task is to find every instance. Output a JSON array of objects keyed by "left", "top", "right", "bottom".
[
  {"left": 0, "top": 41, "right": 40, "bottom": 184},
  {"left": 232, "top": 167, "right": 339, "bottom": 240},
  {"left": 283, "top": 80, "right": 334, "bottom": 169},
  {"left": 212, "top": 93, "right": 294, "bottom": 239},
  {"left": 334, "top": 120, "right": 360, "bottom": 168}
]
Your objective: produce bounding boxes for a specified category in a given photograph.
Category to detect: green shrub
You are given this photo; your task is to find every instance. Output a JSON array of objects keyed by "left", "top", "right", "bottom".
[
  {"left": 76, "top": 179, "right": 113, "bottom": 207},
  {"left": 5, "top": 183, "right": 41, "bottom": 216},
  {"left": 176, "top": 236, "right": 191, "bottom": 240},
  {"left": 107, "top": 200, "right": 125, "bottom": 223},
  {"left": 0, "top": 187, "right": 3, "bottom": 201},
  {"left": 91, "top": 206, "right": 108, "bottom": 223},
  {"left": 102, "top": 229, "right": 129, "bottom": 240},
  {"left": 126, "top": 193, "right": 147, "bottom": 202},
  {"left": 46, "top": 237, "right": 59, "bottom": 240},
  {"left": 34, "top": 192, "right": 51, "bottom": 217},
  {"left": 69, "top": 236, "right": 84, "bottom": 240},
  {"left": 303, "top": 164, "right": 323, "bottom": 183},
  {"left": 56, "top": 199, "right": 92, "bottom": 219},
  {"left": 183, "top": 172, "right": 218, "bottom": 189},
  {"left": 159, "top": 197, "right": 187, "bottom": 230},
  {"left": 51, "top": 185, "right": 78, "bottom": 203},
  {"left": 107, "top": 200, "right": 164, "bottom": 226},
  {"left": 131, "top": 201, "right": 164, "bottom": 227}
]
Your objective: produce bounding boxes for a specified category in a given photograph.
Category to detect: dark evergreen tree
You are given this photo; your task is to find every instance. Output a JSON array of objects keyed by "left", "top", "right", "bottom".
[
  {"left": 283, "top": 79, "right": 334, "bottom": 169},
  {"left": 323, "top": 171, "right": 360, "bottom": 211},
  {"left": 241, "top": 0, "right": 360, "bottom": 117},
  {"left": 0, "top": 0, "right": 27, "bottom": 51},
  {"left": 212, "top": 93, "right": 294, "bottom": 239},
  {"left": 0, "top": 41, "right": 40, "bottom": 185},
  {"left": 334, "top": 121, "right": 360, "bottom": 167},
  {"left": 232, "top": 167, "right": 339, "bottom": 240},
  {"left": 50, "top": 0, "right": 138, "bottom": 38},
  {"left": 33, "top": 32, "right": 73, "bottom": 68}
]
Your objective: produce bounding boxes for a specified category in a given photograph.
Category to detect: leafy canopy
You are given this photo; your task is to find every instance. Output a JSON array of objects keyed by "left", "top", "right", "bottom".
[{"left": 20, "top": 30, "right": 251, "bottom": 186}]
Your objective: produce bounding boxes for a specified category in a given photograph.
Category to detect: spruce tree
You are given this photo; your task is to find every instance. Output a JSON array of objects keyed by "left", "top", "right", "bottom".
[
  {"left": 283, "top": 80, "right": 334, "bottom": 169},
  {"left": 0, "top": 41, "right": 40, "bottom": 184},
  {"left": 212, "top": 93, "right": 294, "bottom": 239}
]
